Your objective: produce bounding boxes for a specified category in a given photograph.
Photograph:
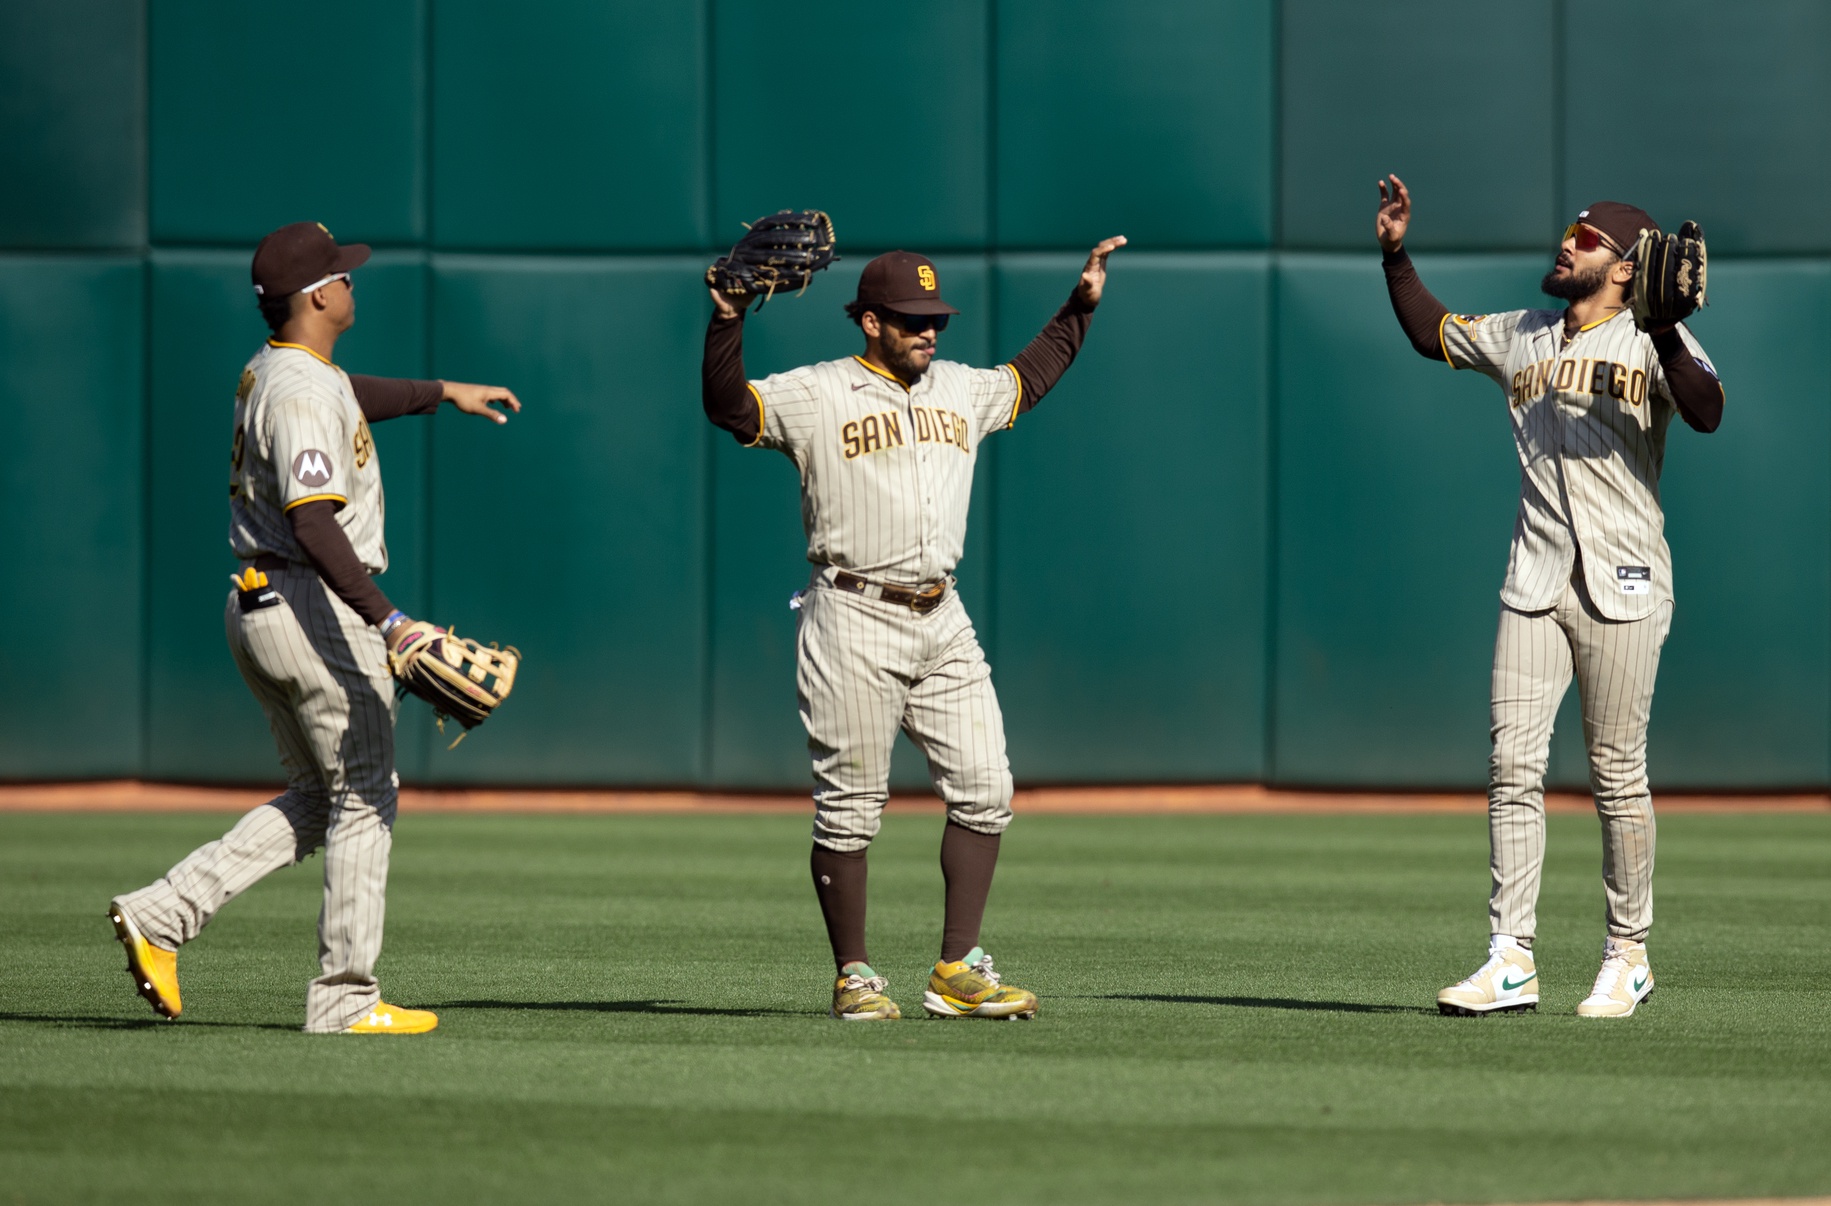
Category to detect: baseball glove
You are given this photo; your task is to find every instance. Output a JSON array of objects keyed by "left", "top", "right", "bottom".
[
  {"left": 387, "top": 621, "right": 520, "bottom": 746},
  {"left": 1628, "top": 220, "right": 1707, "bottom": 332},
  {"left": 706, "top": 210, "right": 838, "bottom": 305}
]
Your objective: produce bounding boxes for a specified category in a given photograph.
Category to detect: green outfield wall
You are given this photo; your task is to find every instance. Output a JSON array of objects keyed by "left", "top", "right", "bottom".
[{"left": 3, "top": 0, "right": 1827, "bottom": 790}]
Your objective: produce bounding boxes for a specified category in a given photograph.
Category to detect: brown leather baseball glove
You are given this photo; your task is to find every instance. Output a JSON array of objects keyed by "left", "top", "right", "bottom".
[
  {"left": 706, "top": 210, "right": 838, "bottom": 306},
  {"left": 386, "top": 620, "right": 519, "bottom": 746},
  {"left": 1629, "top": 220, "right": 1708, "bottom": 332}
]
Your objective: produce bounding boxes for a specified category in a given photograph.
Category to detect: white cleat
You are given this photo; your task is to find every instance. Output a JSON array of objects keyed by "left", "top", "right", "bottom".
[
  {"left": 1576, "top": 937, "right": 1654, "bottom": 1018},
  {"left": 1438, "top": 934, "right": 1538, "bottom": 1016}
]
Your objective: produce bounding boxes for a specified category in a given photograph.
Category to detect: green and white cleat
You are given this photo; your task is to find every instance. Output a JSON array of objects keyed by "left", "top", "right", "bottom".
[
  {"left": 923, "top": 947, "right": 1037, "bottom": 1020},
  {"left": 1576, "top": 937, "right": 1654, "bottom": 1018},
  {"left": 1437, "top": 935, "right": 1538, "bottom": 1016}
]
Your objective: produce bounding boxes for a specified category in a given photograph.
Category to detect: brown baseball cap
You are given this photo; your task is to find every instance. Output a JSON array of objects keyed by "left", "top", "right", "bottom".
[
  {"left": 250, "top": 221, "right": 370, "bottom": 298},
  {"left": 855, "top": 251, "right": 959, "bottom": 316},
  {"left": 1571, "top": 202, "right": 1659, "bottom": 254}
]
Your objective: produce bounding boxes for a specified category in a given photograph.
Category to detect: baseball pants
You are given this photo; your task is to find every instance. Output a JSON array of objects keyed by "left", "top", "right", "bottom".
[
  {"left": 115, "top": 565, "right": 399, "bottom": 1033},
  {"left": 796, "top": 576, "right": 1014, "bottom": 853},
  {"left": 1487, "top": 567, "right": 1673, "bottom": 943}
]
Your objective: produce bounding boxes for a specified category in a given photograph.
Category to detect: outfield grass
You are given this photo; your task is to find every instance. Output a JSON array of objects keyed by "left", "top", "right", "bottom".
[{"left": 2, "top": 808, "right": 1827, "bottom": 1206}]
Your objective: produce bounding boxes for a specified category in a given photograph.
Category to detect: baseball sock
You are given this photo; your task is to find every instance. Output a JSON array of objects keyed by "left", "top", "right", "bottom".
[
  {"left": 810, "top": 844, "right": 869, "bottom": 970},
  {"left": 939, "top": 821, "right": 1001, "bottom": 962}
]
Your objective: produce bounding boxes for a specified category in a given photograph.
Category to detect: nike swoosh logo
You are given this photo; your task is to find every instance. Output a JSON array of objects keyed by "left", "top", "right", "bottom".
[
  {"left": 1632, "top": 972, "right": 1648, "bottom": 992},
  {"left": 1500, "top": 973, "right": 1534, "bottom": 991},
  {"left": 851, "top": 382, "right": 868, "bottom": 391}
]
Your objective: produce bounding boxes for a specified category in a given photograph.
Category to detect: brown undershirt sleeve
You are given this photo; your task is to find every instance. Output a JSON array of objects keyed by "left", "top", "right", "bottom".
[
  {"left": 1008, "top": 291, "right": 1095, "bottom": 414},
  {"left": 347, "top": 375, "right": 444, "bottom": 422},
  {"left": 1651, "top": 327, "right": 1724, "bottom": 434},
  {"left": 1382, "top": 248, "right": 1452, "bottom": 362},
  {"left": 703, "top": 311, "right": 760, "bottom": 444},
  {"left": 288, "top": 500, "right": 396, "bottom": 626}
]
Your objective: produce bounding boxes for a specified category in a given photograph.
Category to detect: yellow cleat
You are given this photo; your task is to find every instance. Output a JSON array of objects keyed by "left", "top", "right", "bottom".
[
  {"left": 343, "top": 1004, "right": 439, "bottom": 1034},
  {"left": 1438, "top": 935, "right": 1539, "bottom": 1017},
  {"left": 107, "top": 901, "right": 181, "bottom": 1020},
  {"left": 831, "top": 964, "right": 902, "bottom": 1021},
  {"left": 923, "top": 947, "right": 1038, "bottom": 1020}
]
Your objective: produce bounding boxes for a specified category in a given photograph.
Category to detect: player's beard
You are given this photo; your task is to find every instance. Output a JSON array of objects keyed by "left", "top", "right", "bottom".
[
  {"left": 880, "top": 339, "right": 934, "bottom": 384},
  {"left": 1540, "top": 260, "right": 1612, "bottom": 301}
]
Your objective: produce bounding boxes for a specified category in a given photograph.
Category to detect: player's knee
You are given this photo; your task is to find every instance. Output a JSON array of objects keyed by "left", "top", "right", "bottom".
[
  {"left": 813, "top": 798, "right": 884, "bottom": 851},
  {"left": 942, "top": 769, "right": 1013, "bottom": 833}
]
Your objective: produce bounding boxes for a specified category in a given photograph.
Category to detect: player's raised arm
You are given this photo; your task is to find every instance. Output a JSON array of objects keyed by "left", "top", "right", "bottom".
[
  {"left": 702, "top": 286, "right": 761, "bottom": 444},
  {"left": 1006, "top": 235, "right": 1126, "bottom": 414},
  {"left": 1376, "top": 175, "right": 1451, "bottom": 362}
]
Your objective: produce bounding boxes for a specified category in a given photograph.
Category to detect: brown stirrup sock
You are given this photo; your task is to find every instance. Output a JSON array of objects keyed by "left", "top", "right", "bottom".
[
  {"left": 939, "top": 821, "right": 1001, "bottom": 963},
  {"left": 810, "top": 844, "right": 869, "bottom": 971}
]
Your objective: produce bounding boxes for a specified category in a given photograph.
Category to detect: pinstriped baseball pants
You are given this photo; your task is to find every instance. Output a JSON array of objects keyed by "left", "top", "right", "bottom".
[
  {"left": 797, "top": 581, "right": 1014, "bottom": 853},
  {"left": 1488, "top": 569, "right": 1672, "bottom": 943},
  {"left": 115, "top": 567, "right": 398, "bottom": 1033}
]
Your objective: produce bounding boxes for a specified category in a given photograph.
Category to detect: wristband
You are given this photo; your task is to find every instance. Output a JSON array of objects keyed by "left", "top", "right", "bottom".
[{"left": 380, "top": 610, "right": 408, "bottom": 637}]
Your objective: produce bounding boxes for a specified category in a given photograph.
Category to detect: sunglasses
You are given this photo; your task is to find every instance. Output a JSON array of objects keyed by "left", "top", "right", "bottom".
[
  {"left": 298, "top": 271, "right": 353, "bottom": 294},
  {"left": 883, "top": 310, "right": 949, "bottom": 334},
  {"left": 1561, "top": 223, "right": 1621, "bottom": 255}
]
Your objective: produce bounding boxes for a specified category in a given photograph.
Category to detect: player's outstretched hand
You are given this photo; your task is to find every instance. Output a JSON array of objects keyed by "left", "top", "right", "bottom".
[
  {"left": 443, "top": 381, "right": 522, "bottom": 425},
  {"left": 1075, "top": 236, "right": 1128, "bottom": 308},
  {"left": 1376, "top": 174, "right": 1411, "bottom": 254},
  {"left": 709, "top": 286, "right": 752, "bottom": 321}
]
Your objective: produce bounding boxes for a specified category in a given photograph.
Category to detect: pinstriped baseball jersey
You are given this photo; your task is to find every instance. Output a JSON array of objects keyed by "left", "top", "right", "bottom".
[
  {"left": 1440, "top": 310, "right": 1716, "bottom": 621},
  {"left": 230, "top": 340, "right": 387, "bottom": 572},
  {"left": 747, "top": 355, "right": 1022, "bottom": 583}
]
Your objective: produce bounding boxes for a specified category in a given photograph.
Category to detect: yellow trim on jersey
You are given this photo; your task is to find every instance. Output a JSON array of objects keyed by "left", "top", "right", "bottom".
[
  {"left": 1437, "top": 312, "right": 1455, "bottom": 365},
  {"left": 282, "top": 493, "right": 347, "bottom": 512},
  {"left": 1004, "top": 363, "right": 1023, "bottom": 429},
  {"left": 743, "top": 382, "right": 767, "bottom": 448},
  {"left": 852, "top": 355, "right": 909, "bottom": 391},
  {"left": 266, "top": 339, "right": 337, "bottom": 367},
  {"left": 1576, "top": 308, "right": 1628, "bottom": 333}
]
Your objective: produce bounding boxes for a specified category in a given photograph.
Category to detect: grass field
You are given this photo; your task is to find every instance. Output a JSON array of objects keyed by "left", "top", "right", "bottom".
[{"left": 2, "top": 808, "right": 1828, "bottom": 1206}]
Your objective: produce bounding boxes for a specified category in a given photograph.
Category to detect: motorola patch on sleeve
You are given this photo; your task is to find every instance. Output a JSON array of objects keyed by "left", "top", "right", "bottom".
[
  {"left": 1617, "top": 566, "right": 1651, "bottom": 595},
  {"left": 292, "top": 450, "right": 333, "bottom": 488}
]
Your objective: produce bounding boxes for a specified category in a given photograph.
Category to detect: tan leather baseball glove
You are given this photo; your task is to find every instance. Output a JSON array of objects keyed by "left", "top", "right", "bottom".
[{"left": 386, "top": 620, "right": 520, "bottom": 745}]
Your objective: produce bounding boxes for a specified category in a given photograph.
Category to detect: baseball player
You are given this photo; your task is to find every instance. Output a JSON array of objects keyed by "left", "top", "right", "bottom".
[
  {"left": 1374, "top": 176, "right": 1724, "bottom": 1018},
  {"left": 107, "top": 221, "right": 522, "bottom": 1034},
  {"left": 703, "top": 237, "right": 1125, "bottom": 1020}
]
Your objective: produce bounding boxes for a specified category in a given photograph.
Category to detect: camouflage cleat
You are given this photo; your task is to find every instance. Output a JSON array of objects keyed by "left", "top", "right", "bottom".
[
  {"left": 831, "top": 963, "right": 901, "bottom": 1021},
  {"left": 107, "top": 900, "right": 181, "bottom": 1020},
  {"left": 342, "top": 1004, "right": 439, "bottom": 1034},
  {"left": 923, "top": 947, "right": 1038, "bottom": 1020}
]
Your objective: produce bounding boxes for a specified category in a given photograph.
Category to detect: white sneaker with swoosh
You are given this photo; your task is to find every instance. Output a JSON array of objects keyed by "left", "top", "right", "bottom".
[
  {"left": 1576, "top": 937, "right": 1654, "bottom": 1018},
  {"left": 1438, "top": 935, "right": 1538, "bottom": 1016}
]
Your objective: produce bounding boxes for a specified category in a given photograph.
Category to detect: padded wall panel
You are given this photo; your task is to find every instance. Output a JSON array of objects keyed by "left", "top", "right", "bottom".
[
  {"left": 714, "top": 3, "right": 987, "bottom": 253},
  {"left": 0, "top": 257, "right": 143, "bottom": 776},
  {"left": 1649, "top": 263, "right": 1831, "bottom": 787},
  {"left": 1565, "top": 1, "right": 1831, "bottom": 255},
  {"left": 0, "top": 1, "right": 144, "bottom": 247},
  {"left": 996, "top": 0, "right": 1272, "bottom": 250},
  {"left": 427, "top": 258, "right": 708, "bottom": 783},
  {"left": 707, "top": 261, "right": 992, "bottom": 789},
  {"left": 1281, "top": 0, "right": 1556, "bottom": 251},
  {"left": 149, "top": 1, "right": 426, "bottom": 246},
  {"left": 432, "top": 1, "right": 707, "bottom": 251},
  {"left": 994, "top": 253, "right": 1269, "bottom": 782},
  {"left": 1273, "top": 254, "right": 1544, "bottom": 787},
  {"left": 146, "top": 253, "right": 429, "bottom": 781}
]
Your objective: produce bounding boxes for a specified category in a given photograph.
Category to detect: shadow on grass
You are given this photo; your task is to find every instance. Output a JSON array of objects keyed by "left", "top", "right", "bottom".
[
  {"left": 432, "top": 999, "right": 804, "bottom": 1019},
  {"left": 1086, "top": 994, "right": 1431, "bottom": 1016},
  {"left": 0, "top": 1011, "right": 298, "bottom": 1032}
]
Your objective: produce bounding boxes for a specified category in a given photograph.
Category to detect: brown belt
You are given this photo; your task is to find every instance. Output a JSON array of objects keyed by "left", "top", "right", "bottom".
[
  {"left": 250, "top": 553, "right": 303, "bottom": 573},
  {"left": 832, "top": 570, "right": 948, "bottom": 613}
]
